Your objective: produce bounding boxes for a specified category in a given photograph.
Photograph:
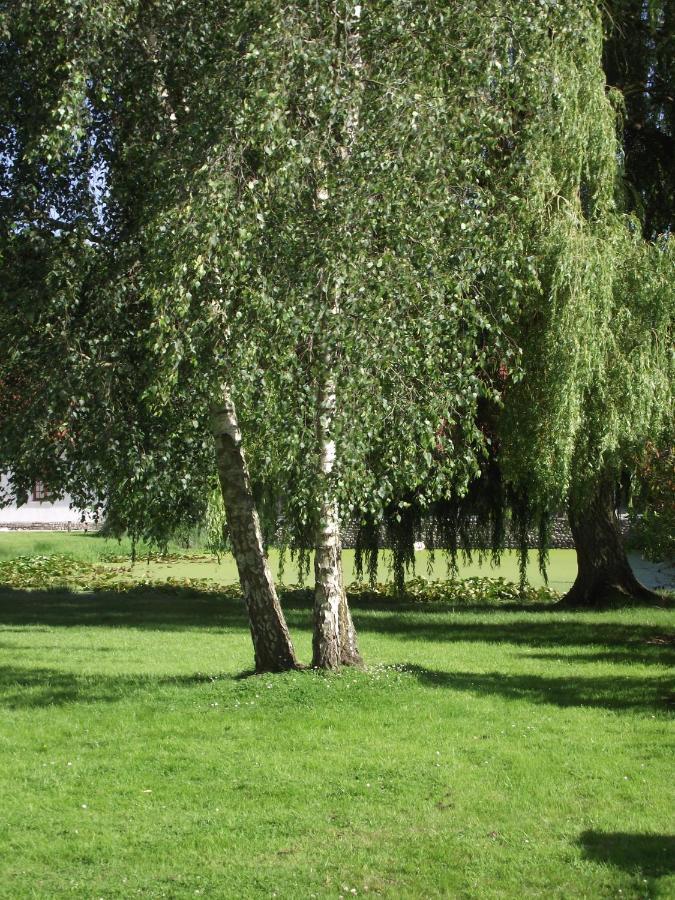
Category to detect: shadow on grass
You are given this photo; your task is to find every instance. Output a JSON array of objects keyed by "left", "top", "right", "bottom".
[
  {"left": 580, "top": 831, "right": 675, "bottom": 877},
  {"left": 0, "top": 664, "right": 229, "bottom": 709},
  {"left": 404, "top": 665, "right": 674, "bottom": 713},
  {"left": 1, "top": 585, "right": 673, "bottom": 657},
  {"left": 523, "top": 647, "right": 675, "bottom": 667},
  {"left": 1, "top": 583, "right": 673, "bottom": 713},
  {"left": 354, "top": 611, "right": 675, "bottom": 656},
  {"left": 2, "top": 657, "right": 671, "bottom": 712},
  {"left": 0, "top": 585, "right": 258, "bottom": 632}
]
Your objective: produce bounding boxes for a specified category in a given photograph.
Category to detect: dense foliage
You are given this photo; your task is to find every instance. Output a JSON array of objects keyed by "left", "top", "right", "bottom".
[
  {"left": 603, "top": 0, "right": 674, "bottom": 239},
  {"left": 0, "top": 1, "right": 534, "bottom": 546},
  {"left": 352, "top": 0, "right": 673, "bottom": 588},
  {"left": 630, "top": 445, "right": 675, "bottom": 561},
  {"left": 1, "top": 1, "right": 671, "bottom": 589}
]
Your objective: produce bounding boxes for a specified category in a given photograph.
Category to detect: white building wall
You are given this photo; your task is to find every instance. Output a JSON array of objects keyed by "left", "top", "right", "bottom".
[{"left": 0, "top": 473, "right": 94, "bottom": 529}]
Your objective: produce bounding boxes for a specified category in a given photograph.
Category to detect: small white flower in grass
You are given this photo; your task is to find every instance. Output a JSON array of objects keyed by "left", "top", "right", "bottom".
[{"left": 81, "top": 804, "right": 87, "bottom": 809}]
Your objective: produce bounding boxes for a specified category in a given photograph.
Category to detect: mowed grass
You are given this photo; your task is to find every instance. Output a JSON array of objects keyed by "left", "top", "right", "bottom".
[
  {"left": 119, "top": 549, "right": 578, "bottom": 593},
  {"left": 0, "top": 537, "right": 672, "bottom": 898},
  {"left": 0, "top": 532, "right": 188, "bottom": 564},
  {"left": 0, "top": 531, "right": 580, "bottom": 590}
]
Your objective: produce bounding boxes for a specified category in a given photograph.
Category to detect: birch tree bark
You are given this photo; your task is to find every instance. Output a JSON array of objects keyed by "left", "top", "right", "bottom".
[
  {"left": 212, "top": 389, "right": 299, "bottom": 672},
  {"left": 312, "top": 359, "right": 363, "bottom": 668},
  {"left": 312, "top": 374, "right": 344, "bottom": 669},
  {"left": 311, "top": 2, "right": 364, "bottom": 669}
]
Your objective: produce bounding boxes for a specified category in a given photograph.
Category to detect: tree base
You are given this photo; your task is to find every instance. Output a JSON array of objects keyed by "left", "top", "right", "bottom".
[
  {"left": 559, "top": 575, "right": 662, "bottom": 609},
  {"left": 254, "top": 659, "right": 305, "bottom": 675},
  {"left": 340, "top": 650, "right": 364, "bottom": 668},
  {"left": 311, "top": 654, "right": 341, "bottom": 671},
  {"left": 565, "top": 479, "right": 666, "bottom": 610}
]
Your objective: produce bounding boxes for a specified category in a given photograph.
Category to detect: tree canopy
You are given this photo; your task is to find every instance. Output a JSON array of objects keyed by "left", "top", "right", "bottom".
[{"left": 1, "top": 1, "right": 672, "bottom": 647}]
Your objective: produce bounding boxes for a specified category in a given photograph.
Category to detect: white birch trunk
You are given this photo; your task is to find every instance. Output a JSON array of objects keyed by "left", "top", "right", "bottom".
[
  {"left": 312, "top": 2, "right": 363, "bottom": 669},
  {"left": 211, "top": 388, "right": 299, "bottom": 673},
  {"left": 312, "top": 379, "right": 343, "bottom": 669}
]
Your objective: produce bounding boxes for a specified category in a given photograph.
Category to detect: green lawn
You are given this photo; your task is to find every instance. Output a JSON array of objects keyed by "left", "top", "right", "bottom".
[
  {"left": 0, "top": 544, "right": 672, "bottom": 898},
  {"left": 0, "top": 531, "right": 580, "bottom": 591},
  {"left": 0, "top": 531, "right": 186, "bottom": 564}
]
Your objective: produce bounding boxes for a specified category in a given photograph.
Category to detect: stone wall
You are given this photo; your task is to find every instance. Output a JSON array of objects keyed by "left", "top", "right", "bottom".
[
  {"left": 0, "top": 522, "right": 97, "bottom": 532},
  {"left": 340, "top": 515, "right": 631, "bottom": 551}
]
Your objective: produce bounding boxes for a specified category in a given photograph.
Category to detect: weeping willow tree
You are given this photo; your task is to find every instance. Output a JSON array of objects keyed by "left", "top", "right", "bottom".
[
  {"left": 601, "top": 0, "right": 675, "bottom": 568},
  {"left": 350, "top": 0, "right": 673, "bottom": 603},
  {"left": 495, "top": 3, "right": 674, "bottom": 605}
]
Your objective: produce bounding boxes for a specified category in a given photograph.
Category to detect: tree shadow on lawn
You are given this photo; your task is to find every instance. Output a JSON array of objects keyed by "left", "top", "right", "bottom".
[
  {"left": 354, "top": 611, "right": 675, "bottom": 656},
  {"left": 579, "top": 831, "right": 675, "bottom": 878},
  {"left": 1, "top": 584, "right": 673, "bottom": 654},
  {"left": 0, "top": 585, "right": 256, "bottom": 631},
  {"left": 2, "top": 659, "right": 671, "bottom": 713},
  {"left": 404, "top": 664, "right": 674, "bottom": 713},
  {"left": 522, "top": 647, "right": 675, "bottom": 668},
  {"left": 0, "top": 663, "right": 226, "bottom": 709},
  {"left": 0, "top": 583, "right": 544, "bottom": 632},
  {"left": 1, "top": 585, "right": 673, "bottom": 713}
]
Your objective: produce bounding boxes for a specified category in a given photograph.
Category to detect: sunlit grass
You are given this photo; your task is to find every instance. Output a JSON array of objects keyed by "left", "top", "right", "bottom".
[
  {"left": 0, "top": 555, "right": 672, "bottom": 898},
  {"left": 0, "top": 532, "right": 580, "bottom": 590}
]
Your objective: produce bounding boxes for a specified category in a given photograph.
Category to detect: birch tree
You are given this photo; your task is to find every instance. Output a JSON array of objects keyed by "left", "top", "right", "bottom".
[
  {"left": 0, "top": 0, "right": 299, "bottom": 671},
  {"left": 311, "top": 3, "right": 364, "bottom": 669},
  {"left": 1, "top": 0, "right": 526, "bottom": 665}
]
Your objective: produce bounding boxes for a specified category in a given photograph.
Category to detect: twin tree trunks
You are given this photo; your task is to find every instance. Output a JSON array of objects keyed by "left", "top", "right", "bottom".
[
  {"left": 564, "top": 478, "right": 657, "bottom": 607},
  {"left": 211, "top": 388, "right": 361, "bottom": 674},
  {"left": 212, "top": 386, "right": 655, "bottom": 673}
]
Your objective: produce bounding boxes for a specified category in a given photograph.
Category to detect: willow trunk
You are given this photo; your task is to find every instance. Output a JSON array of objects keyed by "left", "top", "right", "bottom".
[
  {"left": 563, "top": 478, "right": 658, "bottom": 607},
  {"left": 211, "top": 391, "right": 299, "bottom": 672}
]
